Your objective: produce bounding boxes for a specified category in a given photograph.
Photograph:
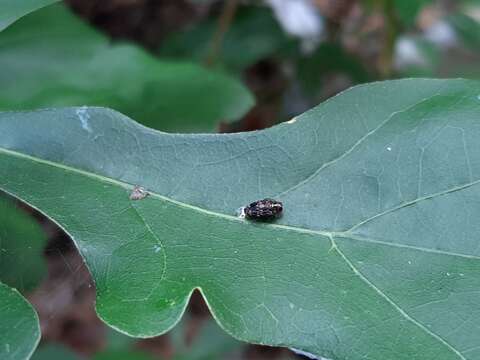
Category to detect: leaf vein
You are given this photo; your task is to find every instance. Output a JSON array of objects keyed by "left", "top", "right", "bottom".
[
  {"left": 333, "top": 233, "right": 480, "bottom": 260},
  {"left": 330, "top": 236, "right": 467, "bottom": 360},
  {"left": 274, "top": 94, "right": 442, "bottom": 199},
  {"left": 346, "top": 178, "right": 480, "bottom": 232}
]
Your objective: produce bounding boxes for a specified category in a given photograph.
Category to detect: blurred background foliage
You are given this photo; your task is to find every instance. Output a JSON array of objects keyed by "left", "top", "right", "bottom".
[{"left": 0, "top": 0, "right": 479, "bottom": 359}]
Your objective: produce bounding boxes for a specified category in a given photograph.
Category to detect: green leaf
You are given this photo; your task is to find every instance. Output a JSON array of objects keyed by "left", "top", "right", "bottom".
[
  {"left": 0, "top": 4, "right": 253, "bottom": 132},
  {"left": 31, "top": 344, "right": 79, "bottom": 360},
  {"left": 296, "top": 43, "right": 370, "bottom": 97},
  {"left": 93, "top": 351, "right": 153, "bottom": 360},
  {"left": 171, "top": 316, "right": 243, "bottom": 360},
  {"left": 0, "top": 282, "right": 40, "bottom": 360},
  {"left": 0, "top": 0, "right": 59, "bottom": 31},
  {"left": 104, "top": 328, "right": 136, "bottom": 352},
  {"left": 160, "top": 6, "right": 294, "bottom": 71},
  {"left": 363, "top": 0, "right": 431, "bottom": 26},
  {"left": 0, "top": 196, "right": 47, "bottom": 292},
  {"left": 449, "top": 13, "right": 480, "bottom": 50},
  {"left": 393, "top": 0, "right": 432, "bottom": 26},
  {"left": 0, "top": 79, "right": 480, "bottom": 359}
]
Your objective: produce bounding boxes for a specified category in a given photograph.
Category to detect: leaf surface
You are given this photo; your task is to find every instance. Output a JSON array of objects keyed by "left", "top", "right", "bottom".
[
  {"left": 0, "top": 0, "right": 59, "bottom": 31},
  {"left": 0, "top": 282, "right": 40, "bottom": 360},
  {"left": 1, "top": 79, "right": 480, "bottom": 359}
]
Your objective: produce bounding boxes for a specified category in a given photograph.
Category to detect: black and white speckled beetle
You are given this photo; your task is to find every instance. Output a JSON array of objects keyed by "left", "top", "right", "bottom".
[{"left": 241, "top": 198, "right": 283, "bottom": 221}]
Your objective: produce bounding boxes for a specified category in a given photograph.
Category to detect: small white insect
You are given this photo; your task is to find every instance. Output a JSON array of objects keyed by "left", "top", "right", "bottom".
[
  {"left": 76, "top": 106, "right": 92, "bottom": 132},
  {"left": 129, "top": 185, "right": 149, "bottom": 201}
]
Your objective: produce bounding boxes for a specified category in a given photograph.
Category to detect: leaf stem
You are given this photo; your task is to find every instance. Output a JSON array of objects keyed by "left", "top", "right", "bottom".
[
  {"left": 378, "top": 0, "right": 399, "bottom": 78},
  {"left": 206, "top": 0, "right": 239, "bottom": 67}
]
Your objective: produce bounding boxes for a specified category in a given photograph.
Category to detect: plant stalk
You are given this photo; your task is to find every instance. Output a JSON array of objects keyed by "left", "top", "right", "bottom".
[
  {"left": 206, "top": 0, "right": 239, "bottom": 67},
  {"left": 378, "top": 0, "right": 399, "bottom": 78}
]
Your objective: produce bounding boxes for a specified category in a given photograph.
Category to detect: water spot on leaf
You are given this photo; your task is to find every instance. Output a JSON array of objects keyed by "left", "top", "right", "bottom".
[
  {"left": 75, "top": 106, "right": 92, "bottom": 133},
  {"left": 153, "top": 245, "right": 162, "bottom": 253}
]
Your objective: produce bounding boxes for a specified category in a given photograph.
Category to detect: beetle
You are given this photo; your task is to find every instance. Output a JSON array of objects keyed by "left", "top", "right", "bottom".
[{"left": 242, "top": 198, "right": 283, "bottom": 221}]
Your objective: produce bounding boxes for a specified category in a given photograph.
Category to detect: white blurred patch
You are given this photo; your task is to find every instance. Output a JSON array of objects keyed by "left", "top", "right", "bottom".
[
  {"left": 76, "top": 106, "right": 92, "bottom": 132},
  {"left": 265, "top": 0, "right": 324, "bottom": 52},
  {"left": 290, "top": 348, "right": 331, "bottom": 360},
  {"left": 425, "top": 20, "right": 457, "bottom": 48},
  {"left": 464, "top": 5, "right": 480, "bottom": 22},
  {"left": 394, "top": 37, "right": 427, "bottom": 68},
  {"left": 236, "top": 206, "right": 246, "bottom": 219}
]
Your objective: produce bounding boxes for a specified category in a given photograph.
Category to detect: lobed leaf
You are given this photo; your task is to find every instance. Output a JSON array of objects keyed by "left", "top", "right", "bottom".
[{"left": 1, "top": 79, "right": 480, "bottom": 359}]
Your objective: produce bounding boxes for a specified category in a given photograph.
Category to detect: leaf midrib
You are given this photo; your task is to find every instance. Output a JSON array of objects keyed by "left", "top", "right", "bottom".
[{"left": 1, "top": 147, "right": 479, "bottom": 262}]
